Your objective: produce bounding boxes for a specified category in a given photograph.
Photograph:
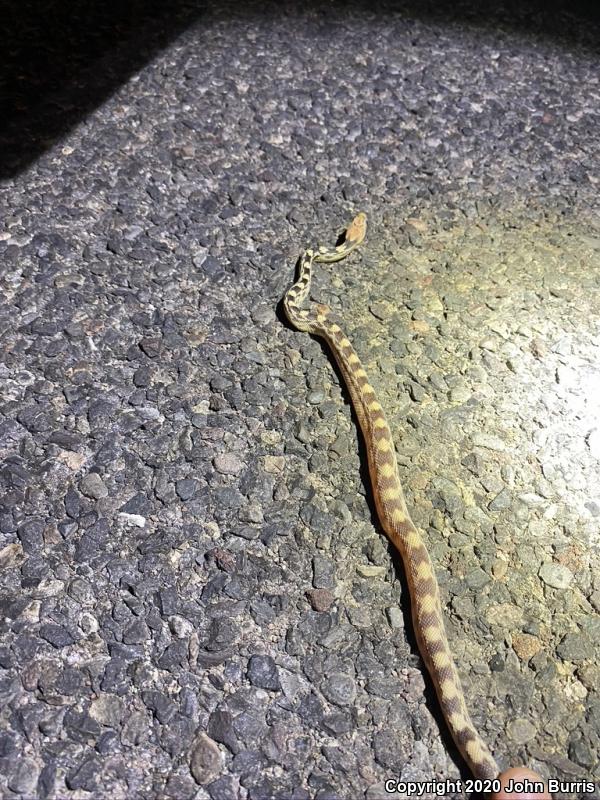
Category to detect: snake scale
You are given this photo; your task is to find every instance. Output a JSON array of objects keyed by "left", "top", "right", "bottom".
[{"left": 283, "top": 213, "right": 499, "bottom": 781}]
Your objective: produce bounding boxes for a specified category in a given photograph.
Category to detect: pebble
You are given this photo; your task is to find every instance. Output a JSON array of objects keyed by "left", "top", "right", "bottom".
[
  {"left": 39, "top": 623, "right": 75, "bottom": 648},
  {"left": 577, "top": 664, "right": 599, "bottom": 691},
  {"left": 512, "top": 633, "right": 543, "bottom": 661},
  {"left": 369, "top": 301, "right": 394, "bottom": 321},
  {"left": 176, "top": 479, "right": 199, "bottom": 500},
  {"left": 192, "top": 248, "right": 209, "bottom": 268},
  {"left": 79, "top": 472, "right": 108, "bottom": 499},
  {"left": 556, "top": 632, "right": 594, "bottom": 662},
  {"left": 450, "top": 386, "right": 471, "bottom": 403},
  {"left": 488, "top": 488, "right": 512, "bottom": 511},
  {"left": 321, "top": 673, "right": 357, "bottom": 706},
  {"left": 306, "top": 589, "right": 335, "bottom": 612},
  {"left": 66, "top": 757, "right": 101, "bottom": 791},
  {"left": 539, "top": 563, "right": 573, "bottom": 589},
  {"left": 8, "top": 758, "right": 40, "bottom": 794},
  {"left": 385, "top": 607, "right": 404, "bottom": 629},
  {"left": 312, "top": 555, "right": 336, "bottom": 589},
  {"left": 247, "top": 655, "right": 281, "bottom": 691},
  {"left": 190, "top": 733, "right": 223, "bottom": 785},
  {"left": 465, "top": 567, "right": 491, "bottom": 590},
  {"left": 17, "top": 518, "right": 45, "bottom": 552},
  {"left": 118, "top": 513, "right": 146, "bottom": 527},
  {"left": 356, "top": 564, "right": 387, "bottom": 578},
  {"left": 518, "top": 493, "right": 547, "bottom": 507},
  {"left": 507, "top": 718, "right": 537, "bottom": 744},
  {"left": 213, "top": 453, "right": 245, "bottom": 475},
  {"left": 568, "top": 736, "right": 595, "bottom": 768},
  {"left": 307, "top": 389, "right": 326, "bottom": 405},
  {"left": 89, "top": 695, "right": 124, "bottom": 727},
  {"left": 471, "top": 433, "right": 507, "bottom": 451}
]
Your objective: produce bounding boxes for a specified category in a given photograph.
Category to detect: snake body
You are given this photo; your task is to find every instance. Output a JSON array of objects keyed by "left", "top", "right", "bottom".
[{"left": 283, "top": 213, "right": 499, "bottom": 781}]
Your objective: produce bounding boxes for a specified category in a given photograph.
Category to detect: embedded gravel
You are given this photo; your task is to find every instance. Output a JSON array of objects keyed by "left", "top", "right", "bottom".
[{"left": 1, "top": 2, "right": 599, "bottom": 800}]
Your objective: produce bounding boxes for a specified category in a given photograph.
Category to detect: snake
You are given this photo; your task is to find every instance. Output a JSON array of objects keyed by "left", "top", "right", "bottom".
[{"left": 283, "top": 213, "right": 499, "bottom": 781}]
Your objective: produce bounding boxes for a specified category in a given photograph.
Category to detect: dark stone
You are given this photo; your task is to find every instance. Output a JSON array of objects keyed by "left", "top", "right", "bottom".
[
  {"left": 39, "top": 623, "right": 76, "bottom": 648},
  {"left": 123, "top": 618, "right": 150, "bottom": 644},
  {"left": 247, "top": 654, "right": 281, "bottom": 691},
  {"left": 214, "top": 487, "right": 244, "bottom": 509},
  {"left": 88, "top": 400, "right": 115, "bottom": 428},
  {"left": 557, "top": 632, "right": 594, "bottom": 662},
  {"left": 65, "top": 756, "right": 101, "bottom": 791},
  {"left": 0, "top": 647, "right": 15, "bottom": 669},
  {"left": 37, "top": 763, "right": 56, "bottom": 799},
  {"left": 55, "top": 666, "right": 84, "bottom": 695},
  {"left": 119, "top": 493, "right": 152, "bottom": 515},
  {"left": 17, "top": 518, "right": 45, "bottom": 553},
  {"left": 16, "top": 405, "right": 52, "bottom": 433},
  {"left": 320, "top": 673, "right": 356, "bottom": 706},
  {"left": 133, "top": 365, "right": 153, "bottom": 387},
  {"left": 312, "top": 555, "right": 336, "bottom": 589},
  {"left": 232, "top": 711, "right": 267, "bottom": 744},
  {"left": 207, "top": 709, "right": 239, "bottom": 754},
  {"left": 63, "top": 708, "right": 101, "bottom": 743},
  {"left": 163, "top": 773, "right": 197, "bottom": 799},
  {"left": 208, "top": 775, "right": 239, "bottom": 800},
  {"left": 157, "top": 640, "right": 189, "bottom": 669},
  {"left": 489, "top": 653, "right": 506, "bottom": 672},
  {"left": 372, "top": 729, "right": 410, "bottom": 770},
  {"left": 139, "top": 336, "right": 162, "bottom": 357},
  {"left": 0, "top": 731, "right": 17, "bottom": 757},
  {"left": 47, "top": 430, "right": 81, "bottom": 450},
  {"left": 157, "top": 586, "right": 179, "bottom": 616},
  {"left": 176, "top": 478, "right": 200, "bottom": 500},
  {"left": 322, "top": 710, "right": 354, "bottom": 735},
  {"left": 231, "top": 748, "right": 265, "bottom": 781},
  {"left": 568, "top": 734, "right": 595, "bottom": 768},
  {"left": 297, "top": 692, "right": 324, "bottom": 728},
  {"left": 142, "top": 689, "right": 178, "bottom": 724},
  {"left": 7, "top": 756, "right": 39, "bottom": 794},
  {"left": 96, "top": 730, "right": 120, "bottom": 755},
  {"left": 100, "top": 658, "right": 130, "bottom": 695},
  {"left": 206, "top": 617, "right": 239, "bottom": 651}
]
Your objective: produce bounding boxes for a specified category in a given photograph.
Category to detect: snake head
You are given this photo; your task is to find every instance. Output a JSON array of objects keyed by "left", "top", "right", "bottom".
[{"left": 345, "top": 212, "right": 367, "bottom": 246}]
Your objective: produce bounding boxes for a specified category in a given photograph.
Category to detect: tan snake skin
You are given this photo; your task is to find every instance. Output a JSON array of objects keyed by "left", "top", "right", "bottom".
[{"left": 283, "top": 213, "right": 499, "bottom": 781}]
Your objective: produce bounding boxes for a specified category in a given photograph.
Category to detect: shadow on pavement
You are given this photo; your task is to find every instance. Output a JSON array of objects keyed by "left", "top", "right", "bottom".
[{"left": 1, "top": 0, "right": 598, "bottom": 180}]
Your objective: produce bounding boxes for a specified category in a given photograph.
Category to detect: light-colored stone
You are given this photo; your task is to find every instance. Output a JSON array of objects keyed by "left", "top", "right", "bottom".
[
  {"left": 539, "top": 563, "right": 573, "bottom": 590},
  {"left": 190, "top": 733, "right": 222, "bottom": 785}
]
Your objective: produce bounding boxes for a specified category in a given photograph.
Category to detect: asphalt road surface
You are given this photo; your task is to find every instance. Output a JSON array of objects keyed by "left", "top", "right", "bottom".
[{"left": 1, "top": 2, "right": 599, "bottom": 799}]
